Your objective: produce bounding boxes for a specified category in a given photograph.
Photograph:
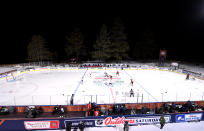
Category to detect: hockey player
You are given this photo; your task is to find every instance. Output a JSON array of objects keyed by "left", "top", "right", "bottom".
[
  {"left": 130, "top": 89, "right": 134, "bottom": 97},
  {"left": 116, "top": 71, "right": 119, "bottom": 76},
  {"left": 110, "top": 75, "right": 113, "bottom": 80},
  {"left": 130, "top": 79, "right": 133, "bottom": 86},
  {"left": 89, "top": 73, "right": 92, "bottom": 77},
  {"left": 86, "top": 102, "right": 92, "bottom": 116},
  {"left": 104, "top": 72, "right": 108, "bottom": 77},
  {"left": 186, "top": 73, "right": 190, "bottom": 80},
  {"left": 109, "top": 82, "right": 113, "bottom": 86},
  {"left": 70, "top": 94, "right": 74, "bottom": 105}
]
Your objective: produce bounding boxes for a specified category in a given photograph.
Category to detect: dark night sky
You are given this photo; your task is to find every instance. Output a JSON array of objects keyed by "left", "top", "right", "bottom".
[{"left": 1, "top": 1, "right": 204, "bottom": 64}]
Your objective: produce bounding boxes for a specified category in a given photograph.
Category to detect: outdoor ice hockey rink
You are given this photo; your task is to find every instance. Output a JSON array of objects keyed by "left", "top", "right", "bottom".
[{"left": 0, "top": 67, "right": 204, "bottom": 106}]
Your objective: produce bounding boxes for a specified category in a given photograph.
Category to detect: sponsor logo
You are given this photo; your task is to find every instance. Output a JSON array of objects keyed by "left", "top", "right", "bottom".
[
  {"left": 176, "top": 115, "right": 185, "bottom": 122},
  {"left": 185, "top": 113, "right": 202, "bottom": 121},
  {"left": 105, "top": 117, "right": 135, "bottom": 126},
  {"left": 95, "top": 116, "right": 171, "bottom": 127},
  {"left": 176, "top": 113, "right": 202, "bottom": 122},
  {"left": 96, "top": 119, "right": 103, "bottom": 125},
  {"left": 24, "top": 120, "right": 59, "bottom": 130},
  {"left": 64, "top": 120, "right": 94, "bottom": 127}
]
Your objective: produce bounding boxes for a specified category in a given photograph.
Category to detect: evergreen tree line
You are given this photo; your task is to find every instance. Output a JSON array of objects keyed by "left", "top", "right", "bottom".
[{"left": 27, "top": 17, "right": 158, "bottom": 63}]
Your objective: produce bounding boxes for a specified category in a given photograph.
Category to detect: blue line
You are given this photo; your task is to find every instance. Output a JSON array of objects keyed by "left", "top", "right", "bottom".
[
  {"left": 124, "top": 70, "right": 159, "bottom": 102},
  {"left": 73, "top": 68, "right": 88, "bottom": 95}
]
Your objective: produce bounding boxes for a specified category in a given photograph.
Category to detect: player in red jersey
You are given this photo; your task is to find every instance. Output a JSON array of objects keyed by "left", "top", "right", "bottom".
[
  {"left": 86, "top": 102, "right": 92, "bottom": 116},
  {"left": 131, "top": 79, "right": 133, "bottom": 86},
  {"left": 116, "top": 71, "right": 119, "bottom": 76},
  {"left": 110, "top": 75, "right": 113, "bottom": 80},
  {"left": 186, "top": 73, "right": 190, "bottom": 80}
]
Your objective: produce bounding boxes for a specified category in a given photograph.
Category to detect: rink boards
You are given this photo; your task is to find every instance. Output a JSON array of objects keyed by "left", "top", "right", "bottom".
[{"left": 0, "top": 112, "right": 203, "bottom": 131}]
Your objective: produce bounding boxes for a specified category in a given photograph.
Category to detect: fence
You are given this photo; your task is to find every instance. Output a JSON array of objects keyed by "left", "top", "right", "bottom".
[
  {"left": 1, "top": 92, "right": 204, "bottom": 106},
  {"left": 0, "top": 94, "right": 144, "bottom": 106}
]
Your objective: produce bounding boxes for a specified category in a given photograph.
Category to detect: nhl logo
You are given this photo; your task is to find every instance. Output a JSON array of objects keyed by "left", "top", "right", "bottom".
[{"left": 96, "top": 119, "right": 103, "bottom": 125}]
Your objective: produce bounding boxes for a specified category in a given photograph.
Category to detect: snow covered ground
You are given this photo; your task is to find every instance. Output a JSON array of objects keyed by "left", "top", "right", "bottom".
[{"left": 0, "top": 66, "right": 204, "bottom": 106}]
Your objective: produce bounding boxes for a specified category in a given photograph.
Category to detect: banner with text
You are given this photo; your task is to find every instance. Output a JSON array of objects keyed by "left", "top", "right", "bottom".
[
  {"left": 24, "top": 120, "right": 59, "bottom": 130},
  {"left": 176, "top": 113, "right": 203, "bottom": 122},
  {"left": 95, "top": 115, "right": 171, "bottom": 127}
]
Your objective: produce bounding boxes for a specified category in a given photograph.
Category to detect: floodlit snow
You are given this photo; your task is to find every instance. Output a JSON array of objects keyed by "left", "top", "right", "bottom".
[{"left": 0, "top": 67, "right": 204, "bottom": 106}]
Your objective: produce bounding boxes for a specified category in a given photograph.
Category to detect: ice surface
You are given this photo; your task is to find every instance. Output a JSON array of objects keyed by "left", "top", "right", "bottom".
[{"left": 0, "top": 67, "right": 204, "bottom": 106}]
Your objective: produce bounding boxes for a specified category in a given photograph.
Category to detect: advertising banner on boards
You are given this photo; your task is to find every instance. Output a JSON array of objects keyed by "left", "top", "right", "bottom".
[
  {"left": 24, "top": 120, "right": 59, "bottom": 130},
  {"left": 176, "top": 113, "right": 203, "bottom": 122},
  {"left": 95, "top": 115, "right": 171, "bottom": 127}
]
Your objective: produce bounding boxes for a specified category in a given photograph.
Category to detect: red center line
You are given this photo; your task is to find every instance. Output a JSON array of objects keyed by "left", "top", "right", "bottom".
[{"left": 110, "top": 87, "right": 116, "bottom": 103}]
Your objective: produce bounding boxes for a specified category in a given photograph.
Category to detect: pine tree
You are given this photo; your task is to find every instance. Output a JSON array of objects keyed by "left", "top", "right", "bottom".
[
  {"left": 110, "top": 17, "right": 129, "bottom": 60},
  {"left": 65, "top": 28, "right": 86, "bottom": 61},
  {"left": 92, "top": 24, "right": 112, "bottom": 61},
  {"left": 27, "top": 35, "right": 52, "bottom": 63}
]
